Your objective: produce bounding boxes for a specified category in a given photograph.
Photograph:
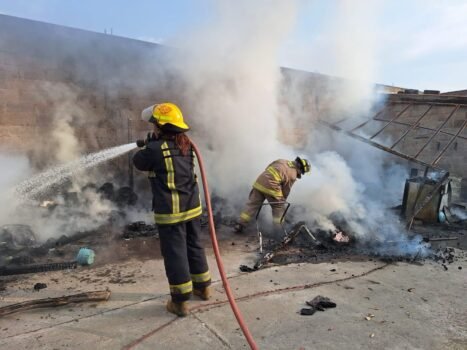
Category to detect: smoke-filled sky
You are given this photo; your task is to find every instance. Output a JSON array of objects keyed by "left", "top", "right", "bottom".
[{"left": 0, "top": 0, "right": 466, "bottom": 92}]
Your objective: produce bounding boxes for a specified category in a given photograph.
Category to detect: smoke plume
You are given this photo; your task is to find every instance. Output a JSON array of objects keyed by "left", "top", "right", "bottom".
[
  {"left": 0, "top": 1, "right": 422, "bottom": 256},
  {"left": 154, "top": 1, "right": 417, "bottom": 253}
]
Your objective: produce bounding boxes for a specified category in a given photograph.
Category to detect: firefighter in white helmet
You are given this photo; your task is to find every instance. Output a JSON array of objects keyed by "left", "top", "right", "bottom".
[{"left": 234, "top": 157, "right": 311, "bottom": 233}]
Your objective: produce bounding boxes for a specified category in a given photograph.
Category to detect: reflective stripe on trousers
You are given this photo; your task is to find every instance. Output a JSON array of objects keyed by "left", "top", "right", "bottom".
[
  {"left": 191, "top": 271, "right": 211, "bottom": 283},
  {"left": 154, "top": 205, "right": 203, "bottom": 225},
  {"left": 170, "top": 280, "right": 193, "bottom": 295}
]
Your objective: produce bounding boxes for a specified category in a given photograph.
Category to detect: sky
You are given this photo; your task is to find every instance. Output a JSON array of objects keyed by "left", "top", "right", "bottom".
[{"left": 0, "top": 0, "right": 466, "bottom": 92}]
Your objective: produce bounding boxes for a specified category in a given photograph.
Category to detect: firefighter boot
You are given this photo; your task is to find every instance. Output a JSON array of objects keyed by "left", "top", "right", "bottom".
[
  {"left": 166, "top": 300, "right": 189, "bottom": 317},
  {"left": 193, "top": 286, "right": 211, "bottom": 301}
]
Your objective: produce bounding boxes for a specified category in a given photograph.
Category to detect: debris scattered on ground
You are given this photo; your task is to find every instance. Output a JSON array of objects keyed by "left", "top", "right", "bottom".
[
  {"left": 300, "top": 295, "right": 336, "bottom": 316},
  {"left": 431, "top": 247, "right": 467, "bottom": 271},
  {"left": 0, "top": 289, "right": 111, "bottom": 317},
  {"left": 33, "top": 283, "right": 47, "bottom": 291},
  {"left": 0, "top": 224, "right": 37, "bottom": 248},
  {"left": 122, "top": 221, "right": 158, "bottom": 240},
  {"left": 306, "top": 295, "right": 337, "bottom": 310},
  {"left": 0, "top": 248, "right": 95, "bottom": 276},
  {"left": 240, "top": 221, "right": 321, "bottom": 272},
  {"left": 300, "top": 308, "right": 316, "bottom": 316}
]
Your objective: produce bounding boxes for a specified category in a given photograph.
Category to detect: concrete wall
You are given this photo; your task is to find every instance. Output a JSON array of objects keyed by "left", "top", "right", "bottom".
[{"left": 0, "top": 14, "right": 175, "bottom": 184}]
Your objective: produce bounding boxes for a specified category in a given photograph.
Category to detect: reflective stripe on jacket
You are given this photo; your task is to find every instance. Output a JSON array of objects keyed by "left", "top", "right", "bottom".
[
  {"left": 252, "top": 159, "right": 298, "bottom": 199},
  {"left": 133, "top": 138, "right": 202, "bottom": 225}
]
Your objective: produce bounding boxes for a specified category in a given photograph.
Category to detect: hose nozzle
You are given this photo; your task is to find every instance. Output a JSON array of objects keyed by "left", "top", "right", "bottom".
[{"left": 136, "top": 139, "right": 146, "bottom": 148}]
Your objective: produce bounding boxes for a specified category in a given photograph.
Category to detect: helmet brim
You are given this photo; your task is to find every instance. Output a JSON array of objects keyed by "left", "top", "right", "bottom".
[{"left": 160, "top": 122, "right": 190, "bottom": 133}]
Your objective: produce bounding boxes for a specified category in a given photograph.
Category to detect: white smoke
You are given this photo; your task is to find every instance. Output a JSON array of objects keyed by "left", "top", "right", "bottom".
[
  {"left": 156, "top": 1, "right": 415, "bottom": 251},
  {"left": 0, "top": 83, "right": 136, "bottom": 242},
  {"left": 165, "top": 1, "right": 298, "bottom": 205}
]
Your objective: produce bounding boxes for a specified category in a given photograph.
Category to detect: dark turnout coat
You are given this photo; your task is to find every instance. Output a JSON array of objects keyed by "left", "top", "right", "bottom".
[{"left": 133, "top": 139, "right": 202, "bottom": 225}]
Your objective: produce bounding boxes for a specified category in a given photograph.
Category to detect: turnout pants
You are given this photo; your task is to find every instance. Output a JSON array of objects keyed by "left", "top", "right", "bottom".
[
  {"left": 157, "top": 217, "right": 211, "bottom": 302},
  {"left": 239, "top": 188, "right": 286, "bottom": 226}
]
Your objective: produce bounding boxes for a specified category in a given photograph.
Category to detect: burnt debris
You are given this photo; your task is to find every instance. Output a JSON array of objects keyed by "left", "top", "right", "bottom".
[
  {"left": 122, "top": 221, "right": 158, "bottom": 239},
  {"left": 300, "top": 295, "right": 337, "bottom": 316}
]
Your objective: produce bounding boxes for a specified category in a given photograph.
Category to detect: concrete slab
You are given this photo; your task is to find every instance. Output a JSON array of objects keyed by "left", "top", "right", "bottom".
[{"left": 0, "top": 243, "right": 465, "bottom": 350}]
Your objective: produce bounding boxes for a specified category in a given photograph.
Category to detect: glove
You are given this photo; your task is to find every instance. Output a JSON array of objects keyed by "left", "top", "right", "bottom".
[{"left": 145, "top": 132, "right": 157, "bottom": 144}]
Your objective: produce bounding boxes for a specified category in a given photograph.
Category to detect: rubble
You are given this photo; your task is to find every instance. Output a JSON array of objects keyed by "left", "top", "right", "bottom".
[
  {"left": 306, "top": 295, "right": 337, "bottom": 310},
  {"left": 300, "top": 295, "right": 337, "bottom": 316},
  {"left": 0, "top": 224, "right": 37, "bottom": 248},
  {"left": 0, "top": 248, "right": 95, "bottom": 276},
  {"left": 33, "top": 283, "right": 47, "bottom": 291},
  {"left": 122, "top": 221, "right": 158, "bottom": 239},
  {"left": 432, "top": 247, "right": 458, "bottom": 265},
  {"left": 240, "top": 221, "right": 321, "bottom": 272}
]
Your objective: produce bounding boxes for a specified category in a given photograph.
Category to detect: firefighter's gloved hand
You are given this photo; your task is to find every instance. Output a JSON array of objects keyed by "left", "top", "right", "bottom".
[{"left": 145, "top": 132, "right": 157, "bottom": 144}]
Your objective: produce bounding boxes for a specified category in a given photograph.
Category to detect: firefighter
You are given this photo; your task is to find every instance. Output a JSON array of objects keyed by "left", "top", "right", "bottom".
[
  {"left": 234, "top": 157, "right": 311, "bottom": 233},
  {"left": 133, "top": 103, "right": 211, "bottom": 317}
]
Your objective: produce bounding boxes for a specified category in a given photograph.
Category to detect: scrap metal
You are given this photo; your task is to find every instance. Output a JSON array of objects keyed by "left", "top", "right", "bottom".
[
  {"left": 319, "top": 96, "right": 467, "bottom": 230},
  {"left": 240, "top": 221, "right": 321, "bottom": 272}
]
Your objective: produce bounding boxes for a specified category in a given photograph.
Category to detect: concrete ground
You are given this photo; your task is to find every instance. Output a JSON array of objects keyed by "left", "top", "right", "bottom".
[{"left": 0, "top": 234, "right": 466, "bottom": 350}]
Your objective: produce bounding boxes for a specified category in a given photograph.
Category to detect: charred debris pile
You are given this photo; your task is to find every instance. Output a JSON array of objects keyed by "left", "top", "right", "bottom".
[
  {"left": 0, "top": 181, "right": 147, "bottom": 275},
  {"left": 1, "top": 177, "right": 467, "bottom": 277}
]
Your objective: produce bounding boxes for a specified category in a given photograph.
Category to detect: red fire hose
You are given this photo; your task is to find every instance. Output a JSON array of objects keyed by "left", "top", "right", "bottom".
[{"left": 191, "top": 140, "right": 258, "bottom": 350}]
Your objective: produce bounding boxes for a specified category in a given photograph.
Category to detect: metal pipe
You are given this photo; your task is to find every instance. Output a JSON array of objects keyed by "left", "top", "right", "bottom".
[
  {"left": 318, "top": 120, "right": 441, "bottom": 169},
  {"left": 427, "top": 237, "right": 458, "bottom": 242}
]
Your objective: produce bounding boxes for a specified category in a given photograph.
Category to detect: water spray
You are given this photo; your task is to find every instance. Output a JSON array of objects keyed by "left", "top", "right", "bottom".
[{"left": 15, "top": 143, "right": 137, "bottom": 200}]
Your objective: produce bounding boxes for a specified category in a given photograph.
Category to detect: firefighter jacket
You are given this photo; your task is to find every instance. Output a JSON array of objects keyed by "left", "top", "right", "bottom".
[
  {"left": 252, "top": 159, "right": 299, "bottom": 199},
  {"left": 133, "top": 138, "right": 202, "bottom": 225}
]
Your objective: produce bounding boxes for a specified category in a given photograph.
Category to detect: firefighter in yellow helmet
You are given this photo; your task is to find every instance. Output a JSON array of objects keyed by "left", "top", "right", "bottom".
[
  {"left": 234, "top": 157, "right": 311, "bottom": 233},
  {"left": 133, "top": 103, "right": 211, "bottom": 317}
]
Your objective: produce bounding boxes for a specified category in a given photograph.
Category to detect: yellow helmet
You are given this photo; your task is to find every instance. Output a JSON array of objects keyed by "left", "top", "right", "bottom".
[{"left": 141, "top": 102, "right": 190, "bottom": 132}]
